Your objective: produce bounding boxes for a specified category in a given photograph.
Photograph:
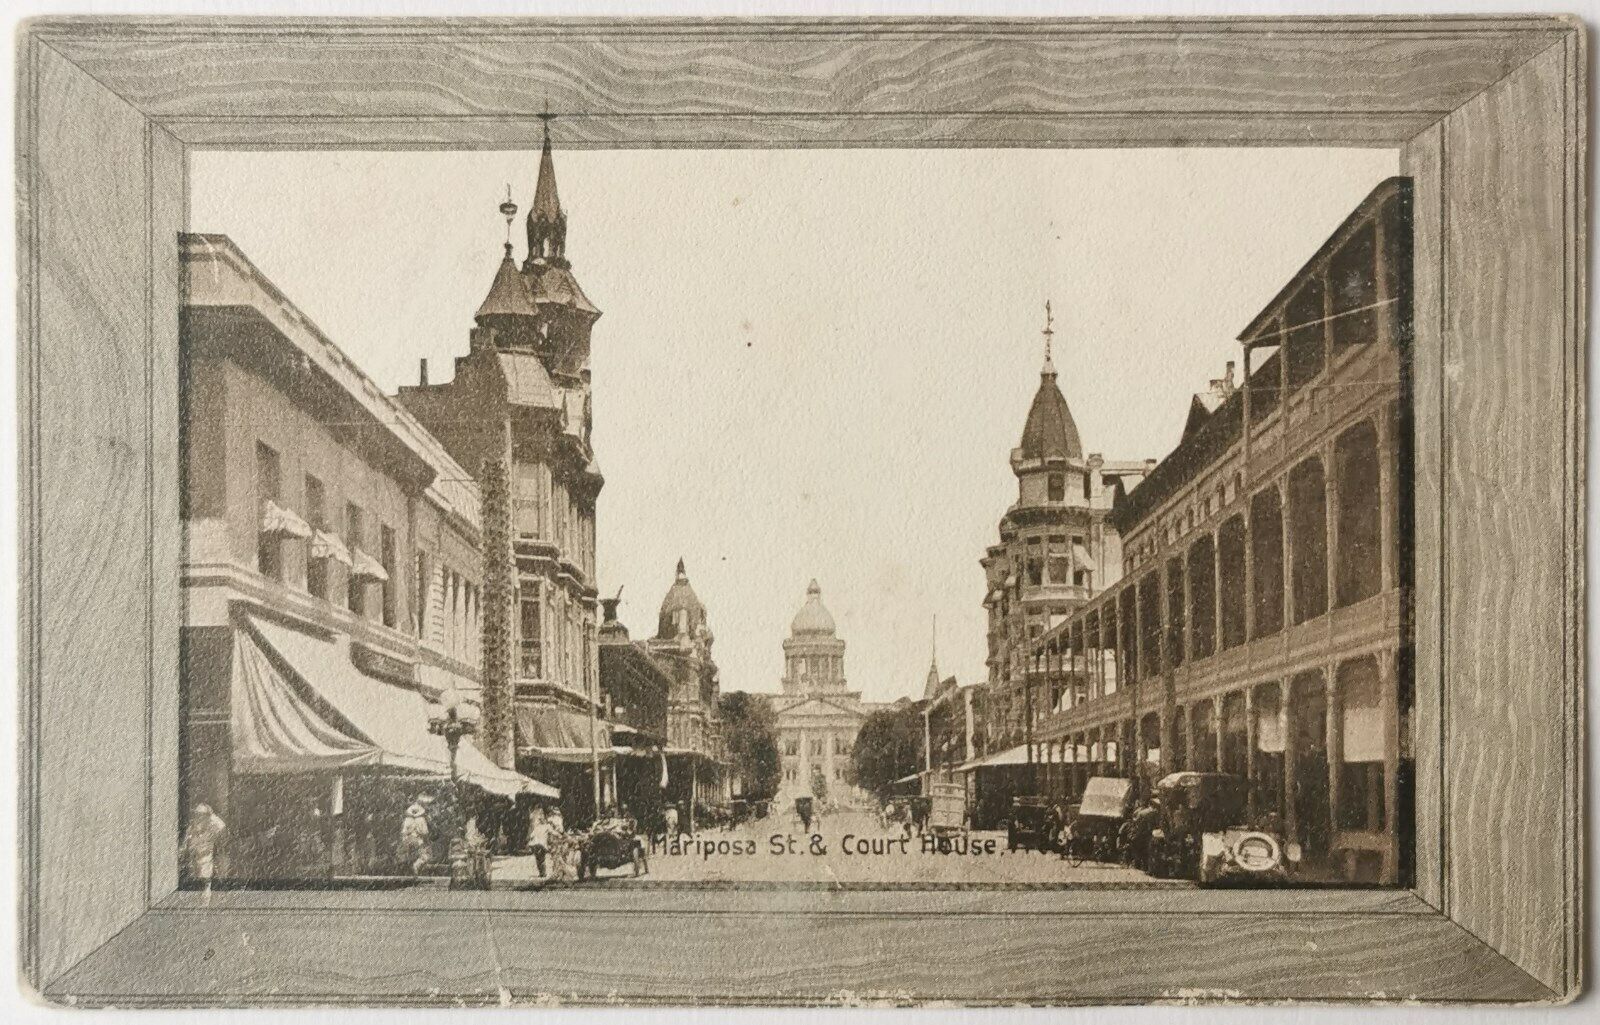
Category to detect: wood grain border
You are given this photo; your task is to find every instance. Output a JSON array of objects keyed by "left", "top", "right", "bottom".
[{"left": 14, "top": 15, "right": 1586, "bottom": 1007}]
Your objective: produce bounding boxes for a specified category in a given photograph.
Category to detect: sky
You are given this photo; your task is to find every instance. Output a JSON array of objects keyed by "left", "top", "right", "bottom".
[{"left": 191, "top": 145, "right": 1397, "bottom": 704}]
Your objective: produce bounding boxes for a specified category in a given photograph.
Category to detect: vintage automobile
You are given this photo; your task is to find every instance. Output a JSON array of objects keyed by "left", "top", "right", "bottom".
[
  {"left": 1006, "top": 795, "right": 1064, "bottom": 853},
  {"left": 574, "top": 819, "right": 647, "bottom": 880},
  {"left": 1063, "top": 776, "right": 1135, "bottom": 865},
  {"left": 1146, "top": 771, "right": 1299, "bottom": 885}
]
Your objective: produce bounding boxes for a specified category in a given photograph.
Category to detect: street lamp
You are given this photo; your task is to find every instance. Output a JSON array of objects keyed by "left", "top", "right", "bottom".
[
  {"left": 428, "top": 688, "right": 483, "bottom": 890},
  {"left": 428, "top": 686, "right": 481, "bottom": 783}
]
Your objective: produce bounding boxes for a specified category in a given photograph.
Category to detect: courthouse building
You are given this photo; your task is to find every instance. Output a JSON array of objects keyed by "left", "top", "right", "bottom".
[
  {"left": 1024, "top": 177, "right": 1413, "bottom": 885},
  {"left": 771, "top": 581, "right": 884, "bottom": 800}
]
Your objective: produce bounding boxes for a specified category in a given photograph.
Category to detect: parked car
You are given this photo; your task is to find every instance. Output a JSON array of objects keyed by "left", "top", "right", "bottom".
[
  {"left": 1063, "top": 776, "right": 1136, "bottom": 865},
  {"left": 1007, "top": 795, "right": 1064, "bottom": 853},
  {"left": 1147, "top": 771, "right": 1299, "bottom": 885}
]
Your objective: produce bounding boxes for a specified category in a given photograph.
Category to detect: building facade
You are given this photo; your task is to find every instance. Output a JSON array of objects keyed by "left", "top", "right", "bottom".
[
  {"left": 1023, "top": 177, "right": 1413, "bottom": 885},
  {"left": 771, "top": 581, "right": 882, "bottom": 800},
  {"left": 396, "top": 124, "right": 612, "bottom": 821},
  {"left": 644, "top": 560, "right": 729, "bottom": 816},
  {"left": 179, "top": 234, "right": 547, "bottom": 883},
  {"left": 982, "top": 312, "right": 1153, "bottom": 750}
]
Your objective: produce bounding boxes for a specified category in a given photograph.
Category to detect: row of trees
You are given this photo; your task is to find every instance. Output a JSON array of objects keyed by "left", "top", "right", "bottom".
[
  {"left": 716, "top": 691, "right": 781, "bottom": 802},
  {"left": 847, "top": 702, "right": 924, "bottom": 795}
]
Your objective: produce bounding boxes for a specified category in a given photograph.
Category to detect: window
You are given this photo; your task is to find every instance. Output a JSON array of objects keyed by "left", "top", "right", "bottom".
[
  {"left": 1250, "top": 487, "right": 1285, "bottom": 638},
  {"left": 810, "top": 738, "right": 823, "bottom": 757},
  {"left": 1188, "top": 534, "right": 1216, "bottom": 659},
  {"left": 1138, "top": 573, "right": 1162, "bottom": 676},
  {"left": 345, "top": 503, "right": 365, "bottom": 615},
  {"left": 1083, "top": 473, "right": 1092, "bottom": 500},
  {"left": 414, "top": 550, "right": 431, "bottom": 638},
  {"left": 1165, "top": 556, "right": 1186, "bottom": 667},
  {"left": 1285, "top": 278, "right": 1326, "bottom": 392},
  {"left": 1218, "top": 515, "right": 1247, "bottom": 650},
  {"left": 1330, "top": 222, "right": 1378, "bottom": 350},
  {"left": 1288, "top": 456, "right": 1329, "bottom": 624},
  {"left": 305, "top": 474, "right": 328, "bottom": 599},
  {"left": 833, "top": 766, "right": 843, "bottom": 781},
  {"left": 1249, "top": 347, "right": 1282, "bottom": 423},
  {"left": 255, "top": 442, "right": 282, "bottom": 581},
  {"left": 785, "top": 738, "right": 798, "bottom": 757},
  {"left": 1047, "top": 474, "right": 1065, "bottom": 502},
  {"left": 1334, "top": 420, "right": 1383, "bottom": 607},
  {"left": 519, "top": 591, "right": 542, "bottom": 678},
  {"left": 380, "top": 524, "right": 397, "bottom": 628}
]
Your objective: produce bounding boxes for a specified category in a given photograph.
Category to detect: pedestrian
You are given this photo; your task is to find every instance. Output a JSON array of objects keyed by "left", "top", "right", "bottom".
[
  {"left": 527, "top": 806, "right": 551, "bottom": 879},
  {"left": 398, "top": 802, "right": 430, "bottom": 876},
  {"left": 181, "top": 803, "right": 226, "bottom": 898},
  {"left": 662, "top": 804, "right": 679, "bottom": 839}
]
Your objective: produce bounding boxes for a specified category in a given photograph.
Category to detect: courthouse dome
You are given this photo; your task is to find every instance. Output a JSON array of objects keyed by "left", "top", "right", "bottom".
[
  {"left": 1019, "top": 361, "right": 1083, "bottom": 461},
  {"left": 790, "top": 579, "right": 837, "bottom": 637}
]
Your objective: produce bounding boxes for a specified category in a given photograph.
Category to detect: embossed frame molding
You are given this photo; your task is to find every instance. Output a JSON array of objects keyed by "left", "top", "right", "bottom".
[{"left": 15, "top": 15, "right": 1586, "bottom": 1006}]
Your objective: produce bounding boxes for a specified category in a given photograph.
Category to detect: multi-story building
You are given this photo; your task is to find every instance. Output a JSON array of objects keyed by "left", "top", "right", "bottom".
[
  {"left": 981, "top": 311, "right": 1153, "bottom": 750},
  {"left": 1024, "top": 177, "right": 1413, "bottom": 885},
  {"left": 397, "top": 123, "right": 611, "bottom": 823},
  {"left": 771, "top": 580, "right": 884, "bottom": 799},
  {"left": 597, "top": 595, "right": 672, "bottom": 824},
  {"left": 178, "top": 234, "right": 551, "bottom": 883},
  {"left": 645, "top": 560, "right": 729, "bottom": 819}
]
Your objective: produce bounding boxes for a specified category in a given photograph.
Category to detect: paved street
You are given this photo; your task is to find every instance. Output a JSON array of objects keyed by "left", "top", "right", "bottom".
[{"left": 495, "top": 807, "right": 1177, "bottom": 887}]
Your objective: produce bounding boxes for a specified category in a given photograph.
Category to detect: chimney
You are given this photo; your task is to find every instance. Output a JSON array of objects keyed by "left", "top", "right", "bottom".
[
  {"left": 419, "top": 358, "right": 429, "bottom": 386},
  {"left": 1224, "top": 360, "right": 1236, "bottom": 391}
]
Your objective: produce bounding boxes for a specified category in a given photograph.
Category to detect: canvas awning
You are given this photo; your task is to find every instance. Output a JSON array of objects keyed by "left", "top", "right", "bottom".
[
  {"left": 515, "top": 703, "right": 615, "bottom": 763},
  {"left": 349, "top": 547, "right": 389, "bottom": 581},
  {"left": 232, "top": 615, "right": 556, "bottom": 798},
  {"left": 310, "top": 530, "right": 352, "bottom": 567},
  {"left": 260, "top": 500, "right": 312, "bottom": 539},
  {"left": 955, "top": 744, "right": 1030, "bottom": 773}
]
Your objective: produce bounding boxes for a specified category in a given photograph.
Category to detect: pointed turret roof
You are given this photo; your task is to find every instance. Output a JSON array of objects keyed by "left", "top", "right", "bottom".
[
  {"left": 475, "top": 250, "right": 537, "bottom": 321},
  {"left": 657, "top": 558, "right": 706, "bottom": 639},
  {"left": 1019, "top": 304, "right": 1082, "bottom": 461},
  {"left": 531, "top": 122, "right": 562, "bottom": 224}
]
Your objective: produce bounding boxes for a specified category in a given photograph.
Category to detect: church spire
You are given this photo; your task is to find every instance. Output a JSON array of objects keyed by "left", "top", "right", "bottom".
[
  {"left": 923, "top": 615, "right": 943, "bottom": 699},
  {"left": 526, "top": 110, "right": 568, "bottom": 266}
]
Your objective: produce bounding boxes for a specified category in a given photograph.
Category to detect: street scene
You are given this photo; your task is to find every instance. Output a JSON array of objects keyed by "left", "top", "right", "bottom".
[{"left": 177, "top": 134, "right": 1413, "bottom": 894}]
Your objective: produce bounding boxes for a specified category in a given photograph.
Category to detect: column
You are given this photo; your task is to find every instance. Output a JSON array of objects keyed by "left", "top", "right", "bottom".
[
  {"left": 1326, "top": 664, "right": 1343, "bottom": 877},
  {"left": 1377, "top": 409, "right": 1395, "bottom": 593},
  {"left": 1280, "top": 478, "right": 1296, "bottom": 627},
  {"left": 1244, "top": 687, "right": 1258, "bottom": 819},
  {"left": 1325, "top": 439, "right": 1341, "bottom": 611},
  {"left": 1381, "top": 650, "right": 1400, "bottom": 885},
  {"left": 1213, "top": 693, "right": 1225, "bottom": 771},
  {"left": 1281, "top": 680, "right": 1297, "bottom": 846}
]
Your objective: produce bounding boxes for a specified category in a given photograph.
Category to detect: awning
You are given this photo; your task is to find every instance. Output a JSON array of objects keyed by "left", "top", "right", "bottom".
[
  {"left": 515, "top": 703, "right": 615, "bottom": 763},
  {"left": 955, "top": 744, "right": 1030, "bottom": 772},
  {"left": 350, "top": 547, "right": 389, "bottom": 581},
  {"left": 260, "top": 500, "right": 312, "bottom": 539},
  {"left": 233, "top": 615, "right": 556, "bottom": 799},
  {"left": 311, "top": 530, "right": 352, "bottom": 567}
]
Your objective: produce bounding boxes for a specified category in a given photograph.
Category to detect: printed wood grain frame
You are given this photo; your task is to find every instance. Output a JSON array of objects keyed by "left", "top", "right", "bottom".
[{"left": 14, "top": 15, "right": 1586, "bottom": 1007}]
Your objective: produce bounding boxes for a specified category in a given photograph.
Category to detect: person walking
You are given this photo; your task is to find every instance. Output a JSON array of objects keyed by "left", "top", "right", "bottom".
[
  {"left": 181, "top": 803, "right": 226, "bottom": 899},
  {"left": 527, "top": 806, "right": 552, "bottom": 879},
  {"left": 662, "top": 803, "right": 679, "bottom": 839},
  {"left": 398, "top": 802, "right": 430, "bottom": 877}
]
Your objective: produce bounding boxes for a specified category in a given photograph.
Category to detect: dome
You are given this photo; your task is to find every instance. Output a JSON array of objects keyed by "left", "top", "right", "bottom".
[
  {"left": 656, "top": 558, "right": 705, "bottom": 639},
  {"left": 1019, "top": 365, "right": 1083, "bottom": 461},
  {"left": 789, "top": 579, "right": 836, "bottom": 637}
]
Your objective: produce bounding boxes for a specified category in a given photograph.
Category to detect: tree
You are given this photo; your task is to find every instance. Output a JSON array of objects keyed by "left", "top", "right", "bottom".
[
  {"left": 848, "top": 702, "right": 925, "bottom": 795},
  {"left": 717, "top": 691, "right": 781, "bottom": 802}
]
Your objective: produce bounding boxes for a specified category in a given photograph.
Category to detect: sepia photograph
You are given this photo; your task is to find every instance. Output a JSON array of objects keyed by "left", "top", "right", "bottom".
[
  {"left": 181, "top": 137, "right": 1410, "bottom": 892},
  {"left": 14, "top": 11, "right": 1585, "bottom": 1007}
]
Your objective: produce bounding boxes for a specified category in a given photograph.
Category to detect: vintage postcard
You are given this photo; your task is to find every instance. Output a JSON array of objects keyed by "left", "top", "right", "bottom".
[{"left": 15, "top": 12, "right": 1586, "bottom": 1007}]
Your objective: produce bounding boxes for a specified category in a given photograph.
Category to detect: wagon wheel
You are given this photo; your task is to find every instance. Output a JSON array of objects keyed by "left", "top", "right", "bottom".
[{"left": 1064, "top": 827, "right": 1086, "bottom": 869}]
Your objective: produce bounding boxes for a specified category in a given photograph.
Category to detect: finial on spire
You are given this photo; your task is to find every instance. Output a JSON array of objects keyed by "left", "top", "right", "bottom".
[
  {"left": 498, "top": 184, "right": 518, "bottom": 256},
  {"left": 1041, "top": 300, "right": 1057, "bottom": 377},
  {"left": 675, "top": 557, "right": 687, "bottom": 581},
  {"left": 930, "top": 614, "right": 939, "bottom": 671}
]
